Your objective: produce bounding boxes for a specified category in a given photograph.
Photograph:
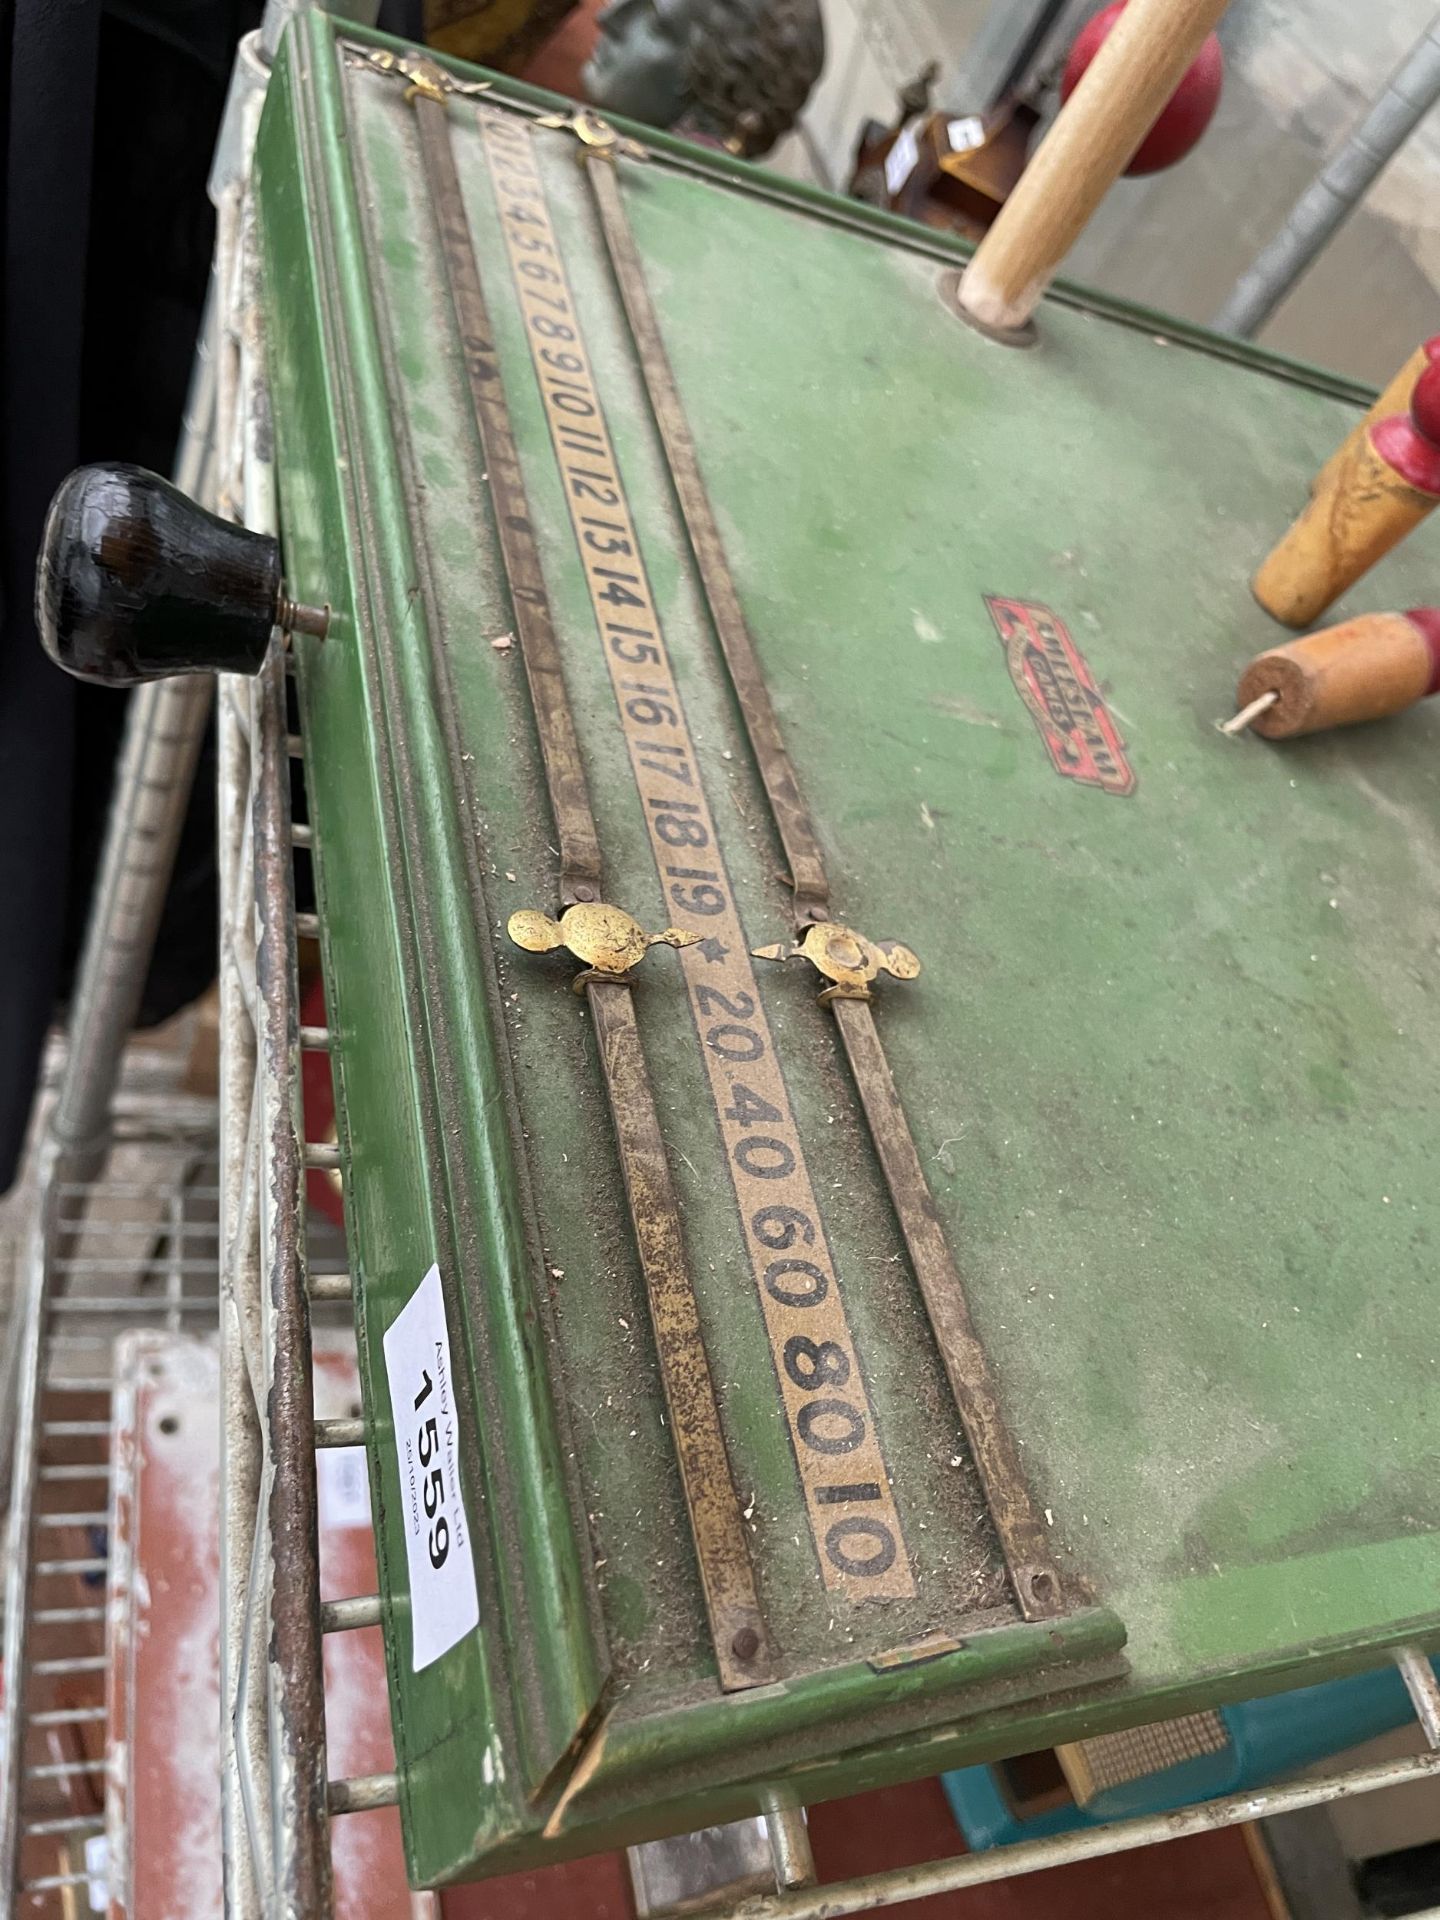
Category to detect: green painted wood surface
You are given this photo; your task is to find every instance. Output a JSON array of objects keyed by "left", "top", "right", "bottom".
[
  {"left": 618, "top": 150, "right": 1440, "bottom": 1656},
  {"left": 257, "top": 15, "right": 1440, "bottom": 1883}
]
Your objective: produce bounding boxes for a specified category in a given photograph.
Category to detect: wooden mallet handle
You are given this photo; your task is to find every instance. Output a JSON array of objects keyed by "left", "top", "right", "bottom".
[{"left": 959, "top": 0, "right": 1232, "bottom": 334}]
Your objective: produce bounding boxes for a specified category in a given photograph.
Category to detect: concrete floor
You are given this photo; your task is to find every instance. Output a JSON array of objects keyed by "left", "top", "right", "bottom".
[{"left": 785, "top": 0, "right": 1440, "bottom": 388}]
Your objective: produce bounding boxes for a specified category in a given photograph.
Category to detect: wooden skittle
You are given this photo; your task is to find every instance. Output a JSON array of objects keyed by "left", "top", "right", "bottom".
[
  {"left": 1253, "top": 365, "right": 1440, "bottom": 629},
  {"left": 1313, "top": 335, "right": 1440, "bottom": 496},
  {"left": 1228, "top": 607, "right": 1440, "bottom": 738}
]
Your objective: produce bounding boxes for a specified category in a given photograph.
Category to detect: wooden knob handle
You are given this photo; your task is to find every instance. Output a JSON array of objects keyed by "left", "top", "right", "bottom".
[
  {"left": 1235, "top": 610, "right": 1440, "bottom": 738},
  {"left": 35, "top": 463, "right": 284, "bottom": 685}
]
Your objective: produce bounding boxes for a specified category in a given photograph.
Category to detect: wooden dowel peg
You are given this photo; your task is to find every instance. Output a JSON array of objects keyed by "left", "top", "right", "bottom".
[
  {"left": 1313, "top": 336, "right": 1440, "bottom": 497},
  {"left": 1230, "top": 608, "right": 1440, "bottom": 739},
  {"left": 1253, "top": 364, "right": 1440, "bottom": 629},
  {"left": 1217, "top": 689, "right": 1278, "bottom": 736},
  {"left": 958, "top": 0, "right": 1232, "bottom": 335}
]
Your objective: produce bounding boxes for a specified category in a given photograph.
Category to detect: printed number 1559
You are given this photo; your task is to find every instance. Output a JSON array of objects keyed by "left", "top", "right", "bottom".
[{"left": 413, "top": 1369, "right": 450, "bottom": 1570}]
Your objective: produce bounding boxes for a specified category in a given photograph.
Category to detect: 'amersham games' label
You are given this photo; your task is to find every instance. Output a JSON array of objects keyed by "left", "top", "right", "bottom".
[
  {"left": 383, "top": 1264, "right": 480, "bottom": 1670},
  {"left": 986, "top": 595, "right": 1136, "bottom": 796}
]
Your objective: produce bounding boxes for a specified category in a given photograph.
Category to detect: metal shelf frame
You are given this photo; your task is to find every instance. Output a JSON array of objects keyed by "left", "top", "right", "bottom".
[
  {"left": 0, "top": 44, "right": 398, "bottom": 1909},
  {"left": 7, "top": 17, "right": 1440, "bottom": 1917},
  {"left": 213, "top": 114, "right": 398, "bottom": 1917}
]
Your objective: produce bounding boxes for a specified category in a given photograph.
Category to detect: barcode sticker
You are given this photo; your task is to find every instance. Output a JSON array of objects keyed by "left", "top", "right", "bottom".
[{"left": 382, "top": 1264, "right": 480, "bottom": 1670}]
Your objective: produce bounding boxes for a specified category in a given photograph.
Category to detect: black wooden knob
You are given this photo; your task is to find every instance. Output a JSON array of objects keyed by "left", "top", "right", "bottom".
[{"left": 35, "top": 463, "right": 286, "bottom": 685}]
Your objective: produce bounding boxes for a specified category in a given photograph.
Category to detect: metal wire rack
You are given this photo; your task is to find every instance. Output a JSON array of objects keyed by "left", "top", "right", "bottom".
[
  {"left": 8, "top": 17, "right": 1440, "bottom": 1919},
  {"left": 212, "top": 112, "right": 409, "bottom": 1914},
  {"left": 0, "top": 49, "right": 403, "bottom": 1910},
  {"left": 0, "top": 1162, "right": 222, "bottom": 1910}
]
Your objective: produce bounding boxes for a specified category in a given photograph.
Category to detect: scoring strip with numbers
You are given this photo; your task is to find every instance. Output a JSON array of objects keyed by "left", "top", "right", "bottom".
[
  {"left": 478, "top": 106, "right": 914, "bottom": 1603},
  {"left": 410, "top": 84, "right": 773, "bottom": 1687}
]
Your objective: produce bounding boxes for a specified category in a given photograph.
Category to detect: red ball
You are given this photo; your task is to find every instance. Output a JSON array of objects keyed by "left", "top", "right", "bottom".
[{"left": 1060, "top": 0, "right": 1224, "bottom": 175}]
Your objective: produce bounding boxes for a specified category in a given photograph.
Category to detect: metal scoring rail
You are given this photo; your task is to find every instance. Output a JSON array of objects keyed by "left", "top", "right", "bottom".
[{"left": 9, "top": 17, "right": 1440, "bottom": 1919}]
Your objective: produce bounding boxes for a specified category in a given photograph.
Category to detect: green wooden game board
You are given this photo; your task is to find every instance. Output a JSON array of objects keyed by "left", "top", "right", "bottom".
[{"left": 254, "top": 15, "right": 1440, "bottom": 1884}]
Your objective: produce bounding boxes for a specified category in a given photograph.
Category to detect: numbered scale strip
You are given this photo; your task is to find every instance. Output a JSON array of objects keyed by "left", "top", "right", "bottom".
[
  {"left": 413, "top": 91, "right": 602, "bottom": 911},
  {"left": 582, "top": 136, "right": 829, "bottom": 925},
  {"left": 409, "top": 84, "right": 774, "bottom": 1693},
  {"left": 522, "top": 106, "right": 1064, "bottom": 1623},
  {"left": 476, "top": 103, "right": 916, "bottom": 1606}
]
